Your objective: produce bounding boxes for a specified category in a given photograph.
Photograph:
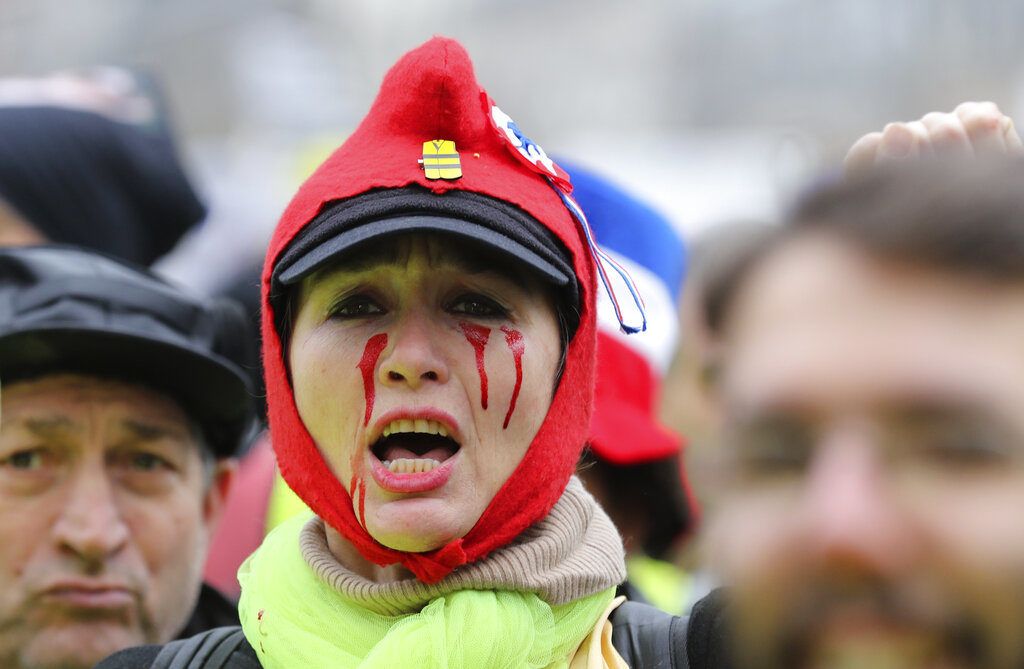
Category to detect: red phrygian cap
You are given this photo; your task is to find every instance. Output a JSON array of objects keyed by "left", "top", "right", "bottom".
[{"left": 260, "top": 36, "right": 597, "bottom": 582}]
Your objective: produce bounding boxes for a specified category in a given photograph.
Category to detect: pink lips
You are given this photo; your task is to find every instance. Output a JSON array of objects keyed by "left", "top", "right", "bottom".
[{"left": 368, "top": 408, "right": 460, "bottom": 494}]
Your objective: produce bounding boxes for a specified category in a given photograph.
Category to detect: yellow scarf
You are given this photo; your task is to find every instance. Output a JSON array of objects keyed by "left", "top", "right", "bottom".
[{"left": 239, "top": 515, "right": 616, "bottom": 669}]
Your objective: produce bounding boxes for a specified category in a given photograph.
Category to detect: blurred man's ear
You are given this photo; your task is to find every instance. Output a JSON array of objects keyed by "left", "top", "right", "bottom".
[{"left": 203, "top": 459, "right": 237, "bottom": 539}]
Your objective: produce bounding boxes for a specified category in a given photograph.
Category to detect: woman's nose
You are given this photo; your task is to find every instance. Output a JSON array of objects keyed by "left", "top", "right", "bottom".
[{"left": 378, "top": 311, "right": 449, "bottom": 389}]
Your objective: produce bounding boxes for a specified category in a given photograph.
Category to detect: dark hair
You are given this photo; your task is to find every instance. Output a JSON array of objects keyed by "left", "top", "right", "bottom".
[
  {"left": 577, "top": 452, "right": 694, "bottom": 559},
  {"left": 793, "top": 158, "right": 1024, "bottom": 280},
  {"left": 717, "top": 157, "right": 1024, "bottom": 331}
]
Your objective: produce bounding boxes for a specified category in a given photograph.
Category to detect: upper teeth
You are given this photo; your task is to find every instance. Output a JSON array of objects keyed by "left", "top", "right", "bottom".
[
  {"left": 386, "top": 458, "right": 441, "bottom": 474},
  {"left": 381, "top": 419, "right": 450, "bottom": 438}
]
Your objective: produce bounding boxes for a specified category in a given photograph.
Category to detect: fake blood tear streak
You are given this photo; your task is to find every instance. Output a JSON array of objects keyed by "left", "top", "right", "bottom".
[
  {"left": 357, "top": 480, "right": 367, "bottom": 528},
  {"left": 357, "top": 333, "right": 388, "bottom": 426},
  {"left": 500, "top": 326, "right": 525, "bottom": 429},
  {"left": 349, "top": 474, "right": 367, "bottom": 528},
  {"left": 459, "top": 322, "right": 491, "bottom": 409}
]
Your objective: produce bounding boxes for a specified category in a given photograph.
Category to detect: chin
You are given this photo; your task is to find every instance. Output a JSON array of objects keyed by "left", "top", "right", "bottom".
[
  {"left": 368, "top": 498, "right": 476, "bottom": 553},
  {"left": 371, "top": 522, "right": 460, "bottom": 552},
  {"left": 376, "top": 533, "right": 452, "bottom": 553}
]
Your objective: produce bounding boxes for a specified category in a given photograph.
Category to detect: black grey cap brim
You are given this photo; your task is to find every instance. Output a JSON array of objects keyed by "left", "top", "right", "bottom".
[{"left": 276, "top": 215, "right": 572, "bottom": 287}]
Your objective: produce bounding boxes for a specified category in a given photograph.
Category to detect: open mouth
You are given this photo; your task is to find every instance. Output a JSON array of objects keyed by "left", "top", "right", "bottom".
[{"left": 370, "top": 418, "right": 461, "bottom": 475}]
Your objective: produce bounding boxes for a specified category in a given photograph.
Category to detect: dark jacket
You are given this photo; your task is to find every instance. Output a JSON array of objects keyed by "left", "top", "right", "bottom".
[
  {"left": 178, "top": 584, "right": 241, "bottom": 640},
  {"left": 91, "top": 584, "right": 239, "bottom": 668},
  {"left": 96, "top": 590, "right": 730, "bottom": 669}
]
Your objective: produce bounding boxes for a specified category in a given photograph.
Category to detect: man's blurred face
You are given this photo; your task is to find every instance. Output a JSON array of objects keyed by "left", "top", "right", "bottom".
[
  {"left": 713, "top": 234, "right": 1024, "bottom": 669},
  {"left": 0, "top": 374, "right": 229, "bottom": 669}
]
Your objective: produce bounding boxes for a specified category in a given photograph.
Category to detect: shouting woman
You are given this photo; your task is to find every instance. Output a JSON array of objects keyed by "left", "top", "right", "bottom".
[{"left": 100, "top": 36, "right": 690, "bottom": 668}]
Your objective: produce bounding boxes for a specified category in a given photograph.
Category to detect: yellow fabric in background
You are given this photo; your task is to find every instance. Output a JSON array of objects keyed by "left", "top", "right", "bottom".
[
  {"left": 626, "top": 554, "right": 691, "bottom": 616},
  {"left": 264, "top": 470, "right": 310, "bottom": 535}
]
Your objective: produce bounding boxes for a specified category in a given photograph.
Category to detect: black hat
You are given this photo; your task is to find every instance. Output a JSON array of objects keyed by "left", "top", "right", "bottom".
[
  {"left": 0, "top": 97, "right": 205, "bottom": 265},
  {"left": 0, "top": 245, "right": 255, "bottom": 457},
  {"left": 273, "top": 187, "right": 577, "bottom": 292}
]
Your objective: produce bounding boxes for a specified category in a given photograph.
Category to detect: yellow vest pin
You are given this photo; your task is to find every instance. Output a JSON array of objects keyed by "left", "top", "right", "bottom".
[{"left": 419, "top": 139, "right": 462, "bottom": 180}]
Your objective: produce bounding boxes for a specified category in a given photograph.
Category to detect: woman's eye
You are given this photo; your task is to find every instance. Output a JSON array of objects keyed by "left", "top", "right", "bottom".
[
  {"left": 2, "top": 449, "right": 44, "bottom": 471},
  {"left": 328, "top": 296, "right": 385, "bottom": 319},
  {"left": 448, "top": 294, "right": 508, "bottom": 318}
]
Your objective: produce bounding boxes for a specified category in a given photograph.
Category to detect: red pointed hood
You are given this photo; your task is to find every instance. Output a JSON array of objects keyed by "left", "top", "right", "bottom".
[{"left": 260, "top": 36, "right": 597, "bottom": 582}]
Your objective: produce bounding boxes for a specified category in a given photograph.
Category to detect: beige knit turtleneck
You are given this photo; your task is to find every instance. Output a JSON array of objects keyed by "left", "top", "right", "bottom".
[{"left": 300, "top": 477, "right": 627, "bottom": 616}]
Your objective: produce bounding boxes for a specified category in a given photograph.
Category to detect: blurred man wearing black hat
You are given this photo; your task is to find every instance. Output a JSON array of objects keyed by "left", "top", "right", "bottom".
[
  {"left": 0, "top": 68, "right": 206, "bottom": 265},
  {"left": 0, "top": 245, "right": 254, "bottom": 669}
]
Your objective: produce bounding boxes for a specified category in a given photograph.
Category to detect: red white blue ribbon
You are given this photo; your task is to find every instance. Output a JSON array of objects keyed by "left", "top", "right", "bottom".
[
  {"left": 483, "top": 93, "right": 647, "bottom": 333},
  {"left": 550, "top": 180, "right": 648, "bottom": 334}
]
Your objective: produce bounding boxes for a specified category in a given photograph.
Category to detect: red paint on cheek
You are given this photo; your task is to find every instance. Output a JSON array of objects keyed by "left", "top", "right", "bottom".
[
  {"left": 500, "top": 326, "right": 525, "bottom": 429},
  {"left": 459, "top": 322, "right": 491, "bottom": 410},
  {"left": 357, "top": 333, "right": 389, "bottom": 426}
]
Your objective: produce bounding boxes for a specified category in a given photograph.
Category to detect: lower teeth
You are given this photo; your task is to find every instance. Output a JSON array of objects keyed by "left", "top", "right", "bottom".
[{"left": 385, "top": 458, "right": 441, "bottom": 474}]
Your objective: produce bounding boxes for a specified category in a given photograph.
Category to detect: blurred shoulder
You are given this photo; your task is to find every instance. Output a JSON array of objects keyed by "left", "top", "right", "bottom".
[{"left": 610, "top": 588, "right": 730, "bottom": 669}]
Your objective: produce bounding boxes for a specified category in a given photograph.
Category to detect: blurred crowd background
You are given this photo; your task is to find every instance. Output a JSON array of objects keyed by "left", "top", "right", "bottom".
[{"left": 5, "top": 0, "right": 1023, "bottom": 291}]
